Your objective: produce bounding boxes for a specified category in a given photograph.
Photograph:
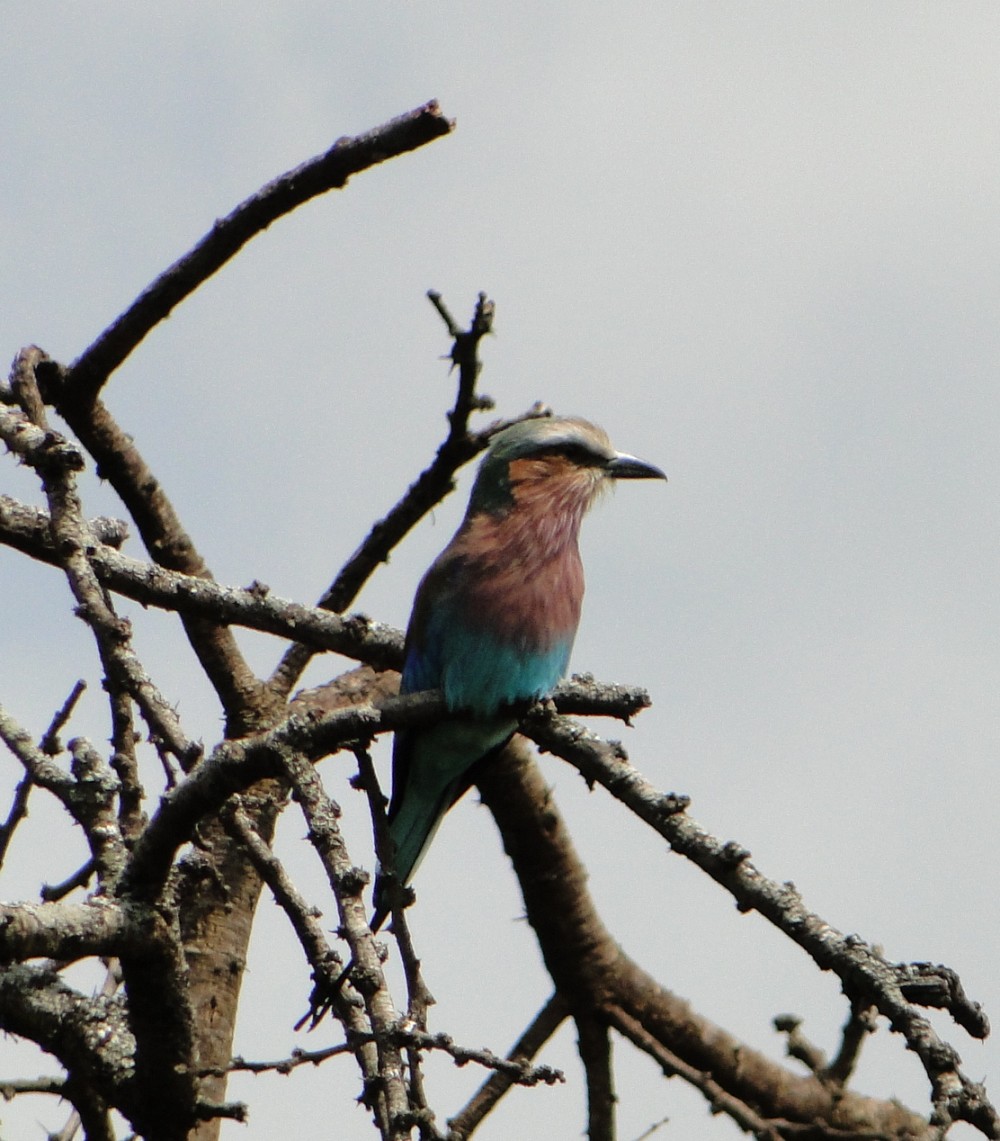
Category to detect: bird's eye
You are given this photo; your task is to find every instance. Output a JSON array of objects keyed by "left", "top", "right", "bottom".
[{"left": 540, "top": 443, "right": 602, "bottom": 466}]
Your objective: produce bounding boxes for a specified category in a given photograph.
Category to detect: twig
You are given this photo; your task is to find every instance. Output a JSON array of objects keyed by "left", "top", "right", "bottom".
[
  {"left": 773, "top": 1014, "right": 829, "bottom": 1077},
  {"left": 9, "top": 345, "right": 49, "bottom": 427},
  {"left": 0, "top": 775, "right": 33, "bottom": 870},
  {"left": 41, "top": 860, "right": 96, "bottom": 903},
  {"left": 352, "top": 745, "right": 437, "bottom": 1129},
  {"left": 40, "top": 680, "right": 87, "bottom": 756},
  {"left": 47, "top": 1108, "right": 82, "bottom": 1141},
  {"left": 268, "top": 290, "right": 501, "bottom": 700},
  {"left": 214, "top": 1024, "right": 564, "bottom": 1088},
  {"left": 217, "top": 1042, "right": 354, "bottom": 1075},
  {"left": 223, "top": 803, "right": 345, "bottom": 1014},
  {"left": 279, "top": 751, "right": 409, "bottom": 1139},
  {"left": 824, "top": 1002, "right": 878, "bottom": 1086},
  {"left": 71, "top": 543, "right": 405, "bottom": 668},
  {"left": 353, "top": 746, "right": 433, "bottom": 1022},
  {"left": 446, "top": 993, "right": 569, "bottom": 1139},
  {"left": 630, "top": 1117, "right": 671, "bottom": 1141},
  {"left": 0, "top": 701, "right": 79, "bottom": 804},
  {"left": 606, "top": 1004, "right": 784, "bottom": 1141},
  {"left": 388, "top": 1028, "right": 563, "bottom": 1087},
  {"left": 0, "top": 1074, "right": 68, "bottom": 1098}
]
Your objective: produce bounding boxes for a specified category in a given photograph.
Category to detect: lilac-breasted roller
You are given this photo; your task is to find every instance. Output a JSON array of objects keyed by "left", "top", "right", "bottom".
[{"left": 374, "top": 416, "right": 665, "bottom": 923}]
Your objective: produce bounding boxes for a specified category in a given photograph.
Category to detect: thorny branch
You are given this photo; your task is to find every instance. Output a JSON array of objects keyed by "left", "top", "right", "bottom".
[
  {"left": 517, "top": 711, "right": 996, "bottom": 1138},
  {"left": 213, "top": 1028, "right": 563, "bottom": 1088},
  {"left": 477, "top": 739, "right": 946, "bottom": 1140},
  {"left": 446, "top": 994, "right": 570, "bottom": 1140},
  {"left": 278, "top": 751, "right": 411, "bottom": 1139},
  {"left": 0, "top": 100, "right": 993, "bottom": 1141}
]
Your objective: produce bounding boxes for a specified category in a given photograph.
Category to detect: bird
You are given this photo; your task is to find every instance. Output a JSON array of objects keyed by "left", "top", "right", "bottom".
[{"left": 372, "top": 415, "right": 665, "bottom": 927}]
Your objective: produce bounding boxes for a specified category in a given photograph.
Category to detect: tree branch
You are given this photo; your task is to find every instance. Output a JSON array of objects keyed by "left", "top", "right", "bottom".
[
  {"left": 0, "top": 494, "right": 127, "bottom": 557},
  {"left": 60, "top": 102, "right": 453, "bottom": 403},
  {"left": 268, "top": 290, "right": 504, "bottom": 700},
  {"left": 223, "top": 801, "right": 345, "bottom": 1014},
  {"left": 279, "top": 751, "right": 411, "bottom": 1140},
  {"left": 519, "top": 708, "right": 995, "bottom": 1136},
  {"left": 476, "top": 738, "right": 939, "bottom": 1140},
  {"left": 35, "top": 365, "right": 267, "bottom": 732},
  {"left": 577, "top": 1014, "right": 616, "bottom": 1141},
  {"left": 0, "top": 899, "right": 135, "bottom": 962},
  {"left": 0, "top": 963, "right": 138, "bottom": 1126},
  {"left": 118, "top": 685, "right": 647, "bottom": 908},
  {"left": 446, "top": 993, "right": 570, "bottom": 1139}
]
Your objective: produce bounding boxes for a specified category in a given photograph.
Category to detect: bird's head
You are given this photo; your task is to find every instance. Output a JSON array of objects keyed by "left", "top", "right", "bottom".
[{"left": 468, "top": 416, "right": 666, "bottom": 517}]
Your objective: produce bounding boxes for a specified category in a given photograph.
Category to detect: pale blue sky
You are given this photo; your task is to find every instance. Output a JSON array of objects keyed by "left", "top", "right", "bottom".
[{"left": 2, "top": 5, "right": 997, "bottom": 1138}]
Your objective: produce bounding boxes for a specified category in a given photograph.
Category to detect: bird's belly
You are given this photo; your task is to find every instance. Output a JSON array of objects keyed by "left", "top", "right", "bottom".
[{"left": 441, "top": 635, "right": 571, "bottom": 717}]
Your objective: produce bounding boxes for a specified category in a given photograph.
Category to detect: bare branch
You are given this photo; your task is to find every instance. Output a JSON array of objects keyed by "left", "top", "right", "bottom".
[
  {"left": 0, "top": 406, "right": 202, "bottom": 771},
  {"left": 520, "top": 707, "right": 995, "bottom": 1135},
  {"left": 775, "top": 1004, "right": 879, "bottom": 1090},
  {"left": 217, "top": 1025, "right": 563, "bottom": 1088},
  {"left": 40, "top": 679, "right": 88, "bottom": 756},
  {"left": 0, "top": 1074, "right": 68, "bottom": 1098},
  {"left": 223, "top": 801, "right": 344, "bottom": 1004},
  {"left": 394, "top": 1028, "right": 563, "bottom": 1087},
  {"left": 773, "top": 1014, "right": 830, "bottom": 1077},
  {"left": 41, "top": 861, "right": 96, "bottom": 903},
  {"left": 269, "top": 291, "right": 501, "bottom": 700},
  {"left": 59, "top": 103, "right": 452, "bottom": 403},
  {"left": 477, "top": 738, "right": 938, "bottom": 1140},
  {"left": 824, "top": 1003, "right": 879, "bottom": 1087},
  {"left": 42, "top": 370, "right": 266, "bottom": 732},
  {"left": 0, "top": 963, "right": 138, "bottom": 1123},
  {"left": 0, "top": 700, "right": 78, "bottom": 801},
  {"left": 66, "top": 737, "right": 128, "bottom": 885},
  {"left": 83, "top": 546, "right": 406, "bottom": 668},
  {"left": 353, "top": 746, "right": 434, "bottom": 1028},
  {"left": 0, "top": 774, "right": 33, "bottom": 872},
  {"left": 446, "top": 993, "right": 569, "bottom": 1139},
  {"left": 279, "top": 751, "right": 410, "bottom": 1139},
  {"left": 0, "top": 494, "right": 128, "bottom": 557},
  {"left": 576, "top": 1015, "right": 615, "bottom": 1141},
  {"left": 8, "top": 345, "right": 49, "bottom": 426},
  {"left": 0, "top": 899, "right": 134, "bottom": 963},
  {"left": 606, "top": 1004, "right": 786, "bottom": 1141}
]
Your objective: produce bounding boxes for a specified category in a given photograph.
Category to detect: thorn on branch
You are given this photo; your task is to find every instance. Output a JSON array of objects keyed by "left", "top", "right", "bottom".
[{"left": 40, "top": 680, "right": 87, "bottom": 756}]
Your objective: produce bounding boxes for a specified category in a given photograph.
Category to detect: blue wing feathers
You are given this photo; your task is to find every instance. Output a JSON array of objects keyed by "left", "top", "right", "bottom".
[
  {"left": 383, "top": 578, "right": 570, "bottom": 900},
  {"left": 382, "top": 520, "right": 577, "bottom": 908}
]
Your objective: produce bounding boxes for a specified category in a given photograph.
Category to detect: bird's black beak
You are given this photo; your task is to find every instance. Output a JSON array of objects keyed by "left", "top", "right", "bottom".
[{"left": 606, "top": 452, "right": 667, "bottom": 481}]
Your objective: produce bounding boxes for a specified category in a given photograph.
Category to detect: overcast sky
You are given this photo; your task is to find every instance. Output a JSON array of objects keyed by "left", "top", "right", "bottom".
[{"left": 2, "top": 5, "right": 998, "bottom": 1139}]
